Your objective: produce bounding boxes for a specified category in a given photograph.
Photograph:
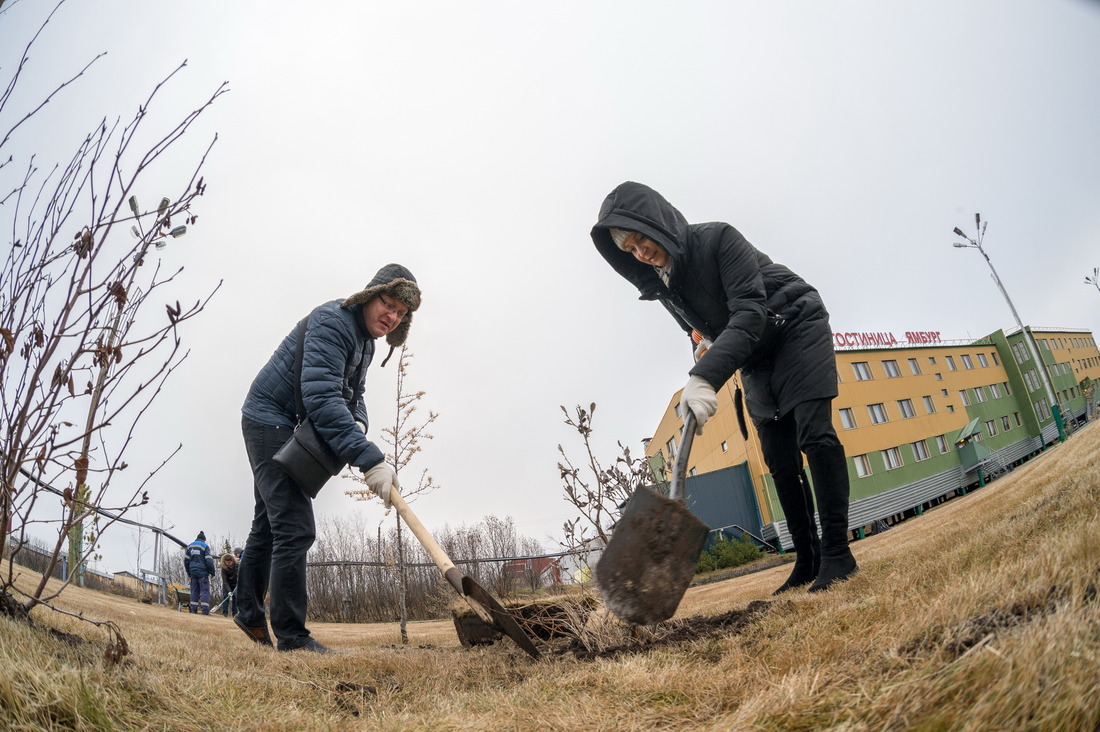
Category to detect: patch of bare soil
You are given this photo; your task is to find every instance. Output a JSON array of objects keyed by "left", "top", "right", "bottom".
[{"left": 560, "top": 599, "right": 772, "bottom": 661}]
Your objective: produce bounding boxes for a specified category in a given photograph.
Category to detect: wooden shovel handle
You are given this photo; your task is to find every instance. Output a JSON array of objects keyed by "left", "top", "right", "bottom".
[{"left": 387, "top": 486, "right": 463, "bottom": 595}]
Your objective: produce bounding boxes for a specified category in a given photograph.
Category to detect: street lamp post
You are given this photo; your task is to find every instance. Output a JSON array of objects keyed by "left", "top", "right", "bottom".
[
  {"left": 1086, "top": 267, "right": 1100, "bottom": 294},
  {"left": 952, "top": 214, "right": 1067, "bottom": 443}
]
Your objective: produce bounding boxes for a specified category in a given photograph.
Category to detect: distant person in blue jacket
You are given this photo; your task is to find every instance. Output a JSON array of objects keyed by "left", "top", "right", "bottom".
[
  {"left": 183, "top": 531, "right": 216, "bottom": 614},
  {"left": 235, "top": 264, "right": 421, "bottom": 653}
]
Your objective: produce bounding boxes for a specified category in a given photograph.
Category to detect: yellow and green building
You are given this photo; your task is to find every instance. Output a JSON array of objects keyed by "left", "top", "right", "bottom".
[{"left": 644, "top": 326, "right": 1100, "bottom": 551}]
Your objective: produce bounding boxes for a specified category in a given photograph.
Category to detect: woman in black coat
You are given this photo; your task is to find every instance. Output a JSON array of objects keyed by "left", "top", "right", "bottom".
[{"left": 591, "top": 181, "right": 858, "bottom": 593}]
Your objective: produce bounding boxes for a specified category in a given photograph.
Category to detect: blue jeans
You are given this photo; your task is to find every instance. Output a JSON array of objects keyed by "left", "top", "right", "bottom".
[
  {"left": 221, "top": 582, "right": 238, "bottom": 616},
  {"left": 237, "top": 416, "right": 316, "bottom": 650}
]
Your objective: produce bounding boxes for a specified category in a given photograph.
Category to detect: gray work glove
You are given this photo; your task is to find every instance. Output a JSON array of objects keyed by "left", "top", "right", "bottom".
[
  {"left": 362, "top": 462, "right": 398, "bottom": 508},
  {"left": 680, "top": 375, "right": 718, "bottom": 435}
]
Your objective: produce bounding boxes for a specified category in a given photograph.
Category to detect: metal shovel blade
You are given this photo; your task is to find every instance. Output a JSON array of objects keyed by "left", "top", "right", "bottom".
[
  {"left": 461, "top": 576, "right": 541, "bottom": 660},
  {"left": 596, "top": 485, "right": 710, "bottom": 625},
  {"left": 596, "top": 411, "right": 708, "bottom": 625},
  {"left": 389, "top": 487, "right": 540, "bottom": 659}
]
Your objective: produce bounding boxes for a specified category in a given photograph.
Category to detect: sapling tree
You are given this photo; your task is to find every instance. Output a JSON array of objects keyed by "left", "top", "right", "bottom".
[
  {"left": 557, "top": 403, "right": 654, "bottom": 574},
  {"left": 0, "top": 2, "right": 225, "bottom": 622},
  {"left": 346, "top": 344, "right": 438, "bottom": 643}
]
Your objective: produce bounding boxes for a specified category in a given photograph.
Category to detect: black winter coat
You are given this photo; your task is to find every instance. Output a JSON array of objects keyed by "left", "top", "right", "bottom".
[
  {"left": 221, "top": 555, "right": 239, "bottom": 590},
  {"left": 592, "top": 181, "right": 838, "bottom": 425}
]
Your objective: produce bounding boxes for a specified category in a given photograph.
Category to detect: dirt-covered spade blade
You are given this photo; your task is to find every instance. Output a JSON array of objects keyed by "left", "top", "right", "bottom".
[
  {"left": 462, "top": 576, "right": 541, "bottom": 659},
  {"left": 596, "top": 486, "right": 709, "bottom": 624},
  {"left": 596, "top": 412, "right": 709, "bottom": 625}
]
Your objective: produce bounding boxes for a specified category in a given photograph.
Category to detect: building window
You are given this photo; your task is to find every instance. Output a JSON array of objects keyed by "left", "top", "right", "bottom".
[
  {"left": 960, "top": 390, "right": 971, "bottom": 406},
  {"left": 908, "top": 358, "right": 921, "bottom": 375},
  {"left": 1003, "top": 382, "right": 1012, "bottom": 396},
  {"left": 973, "top": 386, "right": 987, "bottom": 402},
  {"left": 929, "top": 357, "right": 937, "bottom": 365},
  {"left": 853, "top": 454, "right": 872, "bottom": 478},
  {"left": 912, "top": 440, "right": 930, "bottom": 461},
  {"left": 935, "top": 373, "right": 943, "bottom": 381},
  {"left": 666, "top": 436, "right": 678, "bottom": 459},
  {"left": 923, "top": 395, "right": 936, "bottom": 414},
  {"left": 946, "top": 355, "right": 957, "bottom": 371},
  {"left": 1001, "top": 415, "right": 1011, "bottom": 432},
  {"left": 721, "top": 441, "right": 728, "bottom": 453},
  {"left": 882, "top": 447, "right": 903, "bottom": 470},
  {"left": 941, "top": 389, "right": 949, "bottom": 397},
  {"left": 689, "top": 467, "right": 698, "bottom": 476},
  {"left": 989, "top": 383, "right": 1002, "bottom": 398},
  {"left": 991, "top": 352, "right": 999, "bottom": 366},
  {"left": 882, "top": 360, "right": 901, "bottom": 378},
  {"left": 961, "top": 354, "right": 974, "bottom": 369},
  {"left": 1024, "top": 370, "right": 1038, "bottom": 392},
  {"left": 1034, "top": 398, "right": 1050, "bottom": 420},
  {"left": 839, "top": 408, "right": 857, "bottom": 430},
  {"left": 936, "top": 435, "right": 950, "bottom": 454},
  {"left": 897, "top": 399, "right": 916, "bottom": 419},
  {"left": 985, "top": 420, "right": 997, "bottom": 437},
  {"left": 977, "top": 353, "right": 989, "bottom": 367},
  {"left": 1014, "top": 411, "right": 1022, "bottom": 426},
  {"left": 947, "top": 405, "right": 956, "bottom": 413},
  {"left": 868, "top": 403, "right": 889, "bottom": 424},
  {"left": 674, "top": 403, "right": 682, "bottom": 418},
  {"left": 852, "top": 362, "right": 873, "bottom": 381}
]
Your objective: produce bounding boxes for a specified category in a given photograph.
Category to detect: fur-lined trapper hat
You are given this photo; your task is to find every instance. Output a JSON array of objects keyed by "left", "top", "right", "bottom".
[{"left": 341, "top": 263, "right": 421, "bottom": 351}]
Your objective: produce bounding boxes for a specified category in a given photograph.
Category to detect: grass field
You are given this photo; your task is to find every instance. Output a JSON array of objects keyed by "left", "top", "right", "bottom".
[{"left": 3, "top": 423, "right": 1099, "bottom": 731}]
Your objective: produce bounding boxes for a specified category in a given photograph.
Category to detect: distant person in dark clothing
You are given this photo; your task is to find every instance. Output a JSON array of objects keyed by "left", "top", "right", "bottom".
[
  {"left": 183, "top": 531, "right": 216, "bottom": 614},
  {"left": 220, "top": 552, "right": 239, "bottom": 617},
  {"left": 592, "top": 182, "right": 858, "bottom": 594}
]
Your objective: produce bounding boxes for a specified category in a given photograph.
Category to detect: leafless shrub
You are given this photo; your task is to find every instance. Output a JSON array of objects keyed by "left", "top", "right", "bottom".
[{"left": 0, "top": 1, "right": 225, "bottom": 622}]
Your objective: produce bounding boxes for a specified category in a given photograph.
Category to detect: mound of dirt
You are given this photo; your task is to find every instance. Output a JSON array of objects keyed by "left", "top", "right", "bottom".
[{"left": 563, "top": 599, "right": 772, "bottom": 661}]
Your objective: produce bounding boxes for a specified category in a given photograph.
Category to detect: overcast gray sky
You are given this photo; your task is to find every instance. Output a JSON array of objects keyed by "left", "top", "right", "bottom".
[{"left": 4, "top": 0, "right": 1099, "bottom": 573}]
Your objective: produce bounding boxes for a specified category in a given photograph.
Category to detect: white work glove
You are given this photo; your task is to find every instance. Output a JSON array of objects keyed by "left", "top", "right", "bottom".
[
  {"left": 693, "top": 338, "right": 713, "bottom": 362},
  {"left": 362, "top": 462, "right": 398, "bottom": 509},
  {"left": 680, "top": 375, "right": 718, "bottom": 435}
]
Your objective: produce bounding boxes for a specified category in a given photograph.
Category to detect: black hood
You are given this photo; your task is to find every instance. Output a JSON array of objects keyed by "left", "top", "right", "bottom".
[{"left": 591, "top": 182, "right": 690, "bottom": 300}]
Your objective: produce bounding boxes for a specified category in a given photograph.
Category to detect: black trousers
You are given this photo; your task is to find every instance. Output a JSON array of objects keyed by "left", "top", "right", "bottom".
[
  {"left": 237, "top": 416, "right": 316, "bottom": 650},
  {"left": 756, "top": 398, "right": 849, "bottom": 552}
]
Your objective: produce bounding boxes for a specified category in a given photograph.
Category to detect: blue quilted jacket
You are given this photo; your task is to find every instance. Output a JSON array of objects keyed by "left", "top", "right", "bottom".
[{"left": 241, "top": 300, "right": 385, "bottom": 471}]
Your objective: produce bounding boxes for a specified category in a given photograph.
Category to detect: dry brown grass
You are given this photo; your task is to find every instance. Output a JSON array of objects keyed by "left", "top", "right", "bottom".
[{"left": 3, "top": 424, "right": 1100, "bottom": 731}]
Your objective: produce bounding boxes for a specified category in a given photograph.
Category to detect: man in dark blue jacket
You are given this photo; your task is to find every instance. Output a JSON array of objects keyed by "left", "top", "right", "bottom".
[
  {"left": 235, "top": 264, "right": 421, "bottom": 653},
  {"left": 183, "top": 531, "right": 216, "bottom": 614}
]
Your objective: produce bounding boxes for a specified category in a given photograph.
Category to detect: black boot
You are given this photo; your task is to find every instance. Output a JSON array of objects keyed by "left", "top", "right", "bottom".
[
  {"left": 806, "top": 445, "right": 859, "bottom": 593},
  {"left": 773, "top": 468, "right": 822, "bottom": 594}
]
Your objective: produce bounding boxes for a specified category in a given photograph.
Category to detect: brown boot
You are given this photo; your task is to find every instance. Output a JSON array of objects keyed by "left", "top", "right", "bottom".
[{"left": 233, "top": 614, "right": 273, "bottom": 646}]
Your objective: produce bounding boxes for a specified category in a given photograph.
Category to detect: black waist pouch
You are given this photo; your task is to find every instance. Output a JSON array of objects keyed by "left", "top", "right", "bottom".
[{"left": 272, "top": 417, "right": 346, "bottom": 499}]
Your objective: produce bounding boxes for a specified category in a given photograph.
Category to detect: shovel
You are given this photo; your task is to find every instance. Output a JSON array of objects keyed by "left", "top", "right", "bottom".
[
  {"left": 387, "top": 485, "right": 541, "bottom": 659},
  {"left": 596, "top": 411, "right": 710, "bottom": 625}
]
